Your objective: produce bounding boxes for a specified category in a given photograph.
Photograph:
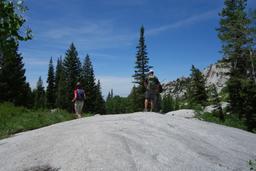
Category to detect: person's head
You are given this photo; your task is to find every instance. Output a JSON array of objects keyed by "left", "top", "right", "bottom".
[
  {"left": 76, "top": 82, "right": 81, "bottom": 89},
  {"left": 149, "top": 69, "right": 154, "bottom": 75}
]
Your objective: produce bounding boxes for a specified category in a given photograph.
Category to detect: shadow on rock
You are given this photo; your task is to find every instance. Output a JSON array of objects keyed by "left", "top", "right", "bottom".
[{"left": 24, "top": 165, "right": 60, "bottom": 171}]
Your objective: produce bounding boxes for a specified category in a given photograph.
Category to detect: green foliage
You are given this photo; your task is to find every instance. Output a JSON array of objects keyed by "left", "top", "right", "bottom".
[
  {"left": 55, "top": 57, "right": 67, "bottom": 109},
  {"left": 219, "top": 86, "right": 229, "bottom": 101},
  {"left": 94, "top": 80, "right": 106, "bottom": 114},
  {"left": 128, "top": 86, "right": 145, "bottom": 112},
  {"left": 161, "top": 94, "right": 174, "bottom": 113},
  {"left": 188, "top": 65, "right": 208, "bottom": 106},
  {"left": 63, "top": 43, "right": 82, "bottom": 112},
  {"left": 131, "top": 26, "right": 152, "bottom": 111},
  {"left": 0, "top": 0, "right": 32, "bottom": 43},
  {"left": 0, "top": 0, "right": 32, "bottom": 107},
  {"left": 240, "top": 79, "right": 256, "bottom": 131},
  {"left": 106, "top": 95, "right": 131, "bottom": 114},
  {"left": 81, "top": 54, "right": 97, "bottom": 114},
  {"left": 132, "top": 26, "right": 152, "bottom": 87},
  {"left": 218, "top": 0, "right": 249, "bottom": 118},
  {"left": 217, "top": 0, "right": 256, "bottom": 131},
  {"left": 34, "top": 76, "right": 46, "bottom": 109},
  {"left": 197, "top": 112, "right": 247, "bottom": 130},
  {"left": 46, "top": 57, "right": 56, "bottom": 109},
  {"left": 208, "top": 85, "right": 225, "bottom": 121},
  {"left": 249, "top": 159, "right": 256, "bottom": 171},
  {"left": 0, "top": 102, "right": 73, "bottom": 139}
]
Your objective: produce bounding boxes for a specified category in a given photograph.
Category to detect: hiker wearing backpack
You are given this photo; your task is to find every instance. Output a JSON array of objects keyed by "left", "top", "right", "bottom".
[
  {"left": 144, "top": 69, "right": 161, "bottom": 112},
  {"left": 72, "top": 82, "right": 86, "bottom": 118}
]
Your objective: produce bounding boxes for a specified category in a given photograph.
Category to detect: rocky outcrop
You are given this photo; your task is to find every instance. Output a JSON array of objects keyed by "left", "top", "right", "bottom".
[
  {"left": 162, "top": 62, "right": 229, "bottom": 98},
  {"left": 202, "top": 63, "right": 229, "bottom": 93}
]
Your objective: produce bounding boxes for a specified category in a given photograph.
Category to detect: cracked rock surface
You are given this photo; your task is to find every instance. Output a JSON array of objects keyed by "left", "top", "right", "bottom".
[{"left": 0, "top": 110, "right": 255, "bottom": 171}]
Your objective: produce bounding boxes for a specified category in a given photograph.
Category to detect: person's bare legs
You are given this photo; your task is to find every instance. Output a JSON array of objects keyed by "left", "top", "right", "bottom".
[
  {"left": 144, "top": 99, "right": 149, "bottom": 112},
  {"left": 74, "top": 101, "right": 83, "bottom": 118},
  {"left": 150, "top": 100, "right": 154, "bottom": 112}
]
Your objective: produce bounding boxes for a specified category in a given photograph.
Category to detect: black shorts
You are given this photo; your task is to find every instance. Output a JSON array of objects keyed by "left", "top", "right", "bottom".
[{"left": 145, "top": 90, "right": 156, "bottom": 101}]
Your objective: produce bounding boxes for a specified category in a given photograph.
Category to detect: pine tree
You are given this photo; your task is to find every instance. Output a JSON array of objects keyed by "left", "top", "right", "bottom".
[
  {"left": 161, "top": 94, "right": 174, "bottom": 113},
  {"left": 55, "top": 57, "right": 62, "bottom": 94},
  {"left": 209, "top": 85, "right": 225, "bottom": 121},
  {"left": 106, "top": 89, "right": 113, "bottom": 102},
  {"left": 95, "top": 80, "right": 106, "bottom": 114},
  {"left": 133, "top": 26, "right": 152, "bottom": 86},
  {"left": 81, "top": 54, "right": 97, "bottom": 113},
  {"left": 106, "top": 89, "right": 115, "bottom": 114},
  {"left": 188, "top": 65, "right": 208, "bottom": 106},
  {"left": 46, "top": 57, "right": 56, "bottom": 108},
  {"left": 106, "top": 95, "right": 130, "bottom": 114},
  {"left": 63, "top": 43, "right": 81, "bottom": 112},
  {"left": 34, "top": 76, "right": 45, "bottom": 109},
  {"left": 248, "top": 9, "right": 256, "bottom": 83},
  {"left": 240, "top": 79, "right": 256, "bottom": 131},
  {"left": 128, "top": 86, "right": 143, "bottom": 112},
  {"left": 0, "top": 0, "right": 32, "bottom": 106},
  {"left": 131, "top": 26, "right": 152, "bottom": 111},
  {"left": 217, "top": 0, "right": 251, "bottom": 119},
  {"left": 55, "top": 57, "right": 67, "bottom": 109}
]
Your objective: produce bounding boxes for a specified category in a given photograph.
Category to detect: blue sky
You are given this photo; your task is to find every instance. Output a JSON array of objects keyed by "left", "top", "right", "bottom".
[{"left": 19, "top": 0, "right": 256, "bottom": 97}]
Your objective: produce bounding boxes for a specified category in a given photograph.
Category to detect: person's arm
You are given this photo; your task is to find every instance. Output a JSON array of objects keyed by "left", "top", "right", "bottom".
[{"left": 72, "top": 90, "right": 77, "bottom": 102}]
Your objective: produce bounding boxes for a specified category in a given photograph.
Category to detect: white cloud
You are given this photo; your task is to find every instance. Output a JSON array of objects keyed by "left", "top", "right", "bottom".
[
  {"left": 35, "top": 20, "right": 136, "bottom": 51},
  {"left": 97, "top": 76, "right": 133, "bottom": 97},
  {"left": 147, "top": 9, "right": 219, "bottom": 36}
]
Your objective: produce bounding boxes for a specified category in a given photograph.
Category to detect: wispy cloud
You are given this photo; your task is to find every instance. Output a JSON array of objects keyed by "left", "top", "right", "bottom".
[
  {"left": 147, "top": 8, "right": 219, "bottom": 36},
  {"left": 31, "top": 8, "right": 219, "bottom": 52},
  {"left": 35, "top": 19, "right": 135, "bottom": 51}
]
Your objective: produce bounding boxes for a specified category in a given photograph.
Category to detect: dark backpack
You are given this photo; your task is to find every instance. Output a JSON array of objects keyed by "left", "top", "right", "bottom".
[
  {"left": 76, "top": 89, "right": 85, "bottom": 101},
  {"left": 147, "top": 75, "right": 158, "bottom": 90}
]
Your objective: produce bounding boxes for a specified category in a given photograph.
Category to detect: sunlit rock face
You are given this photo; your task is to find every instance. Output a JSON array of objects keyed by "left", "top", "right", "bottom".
[{"left": 162, "top": 62, "right": 230, "bottom": 98}]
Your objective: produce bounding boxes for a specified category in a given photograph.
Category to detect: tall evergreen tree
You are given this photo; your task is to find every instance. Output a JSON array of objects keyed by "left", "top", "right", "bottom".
[
  {"left": 34, "top": 76, "right": 45, "bottom": 109},
  {"left": 81, "top": 54, "right": 97, "bottom": 113},
  {"left": 248, "top": 9, "right": 256, "bottom": 83},
  {"left": 63, "top": 43, "right": 81, "bottom": 112},
  {"left": 46, "top": 57, "right": 56, "bottom": 108},
  {"left": 131, "top": 26, "right": 152, "bottom": 111},
  {"left": 217, "top": 0, "right": 251, "bottom": 119},
  {"left": 188, "top": 65, "right": 208, "bottom": 106},
  {"left": 106, "top": 89, "right": 114, "bottom": 102},
  {"left": 106, "top": 89, "right": 114, "bottom": 114},
  {"left": 240, "top": 79, "right": 256, "bottom": 131},
  {"left": 55, "top": 57, "right": 62, "bottom": 93},
  {"left": 0, "top": 0, "right": 32, "bottom": 106},
  {"left": 55, "top": 57, "right": 67, "bottom": 109},
  {"left": 95, "top": 80, "right": 106, "bottom": 114},
  {"left": 132, "top": 26, "right": 152, "bottom": 86},
  {"left": 128, "top": 86, "right": 142, "bottom": 112}
]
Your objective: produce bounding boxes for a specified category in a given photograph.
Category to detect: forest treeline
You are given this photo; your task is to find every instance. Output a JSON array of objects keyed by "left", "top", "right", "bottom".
[{"left": 0, "top": 0, "right": 256, "bottom": 132}]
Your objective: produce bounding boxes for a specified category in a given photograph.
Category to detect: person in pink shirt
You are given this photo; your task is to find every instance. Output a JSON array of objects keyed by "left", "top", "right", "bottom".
[{"left": 72, "top": 82, "right": 86, "bottom": 118}]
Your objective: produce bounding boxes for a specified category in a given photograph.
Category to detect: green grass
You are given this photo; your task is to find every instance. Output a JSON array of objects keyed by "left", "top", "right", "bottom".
[
  {"left": 249, "top": 159, "right": 256, "bottom": 171},
  {"left": 196, "top": 112, "right": 247, "bottom": 131},
  {"left": 0, "top": 102, "right": 88, "bottom": 139}
]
